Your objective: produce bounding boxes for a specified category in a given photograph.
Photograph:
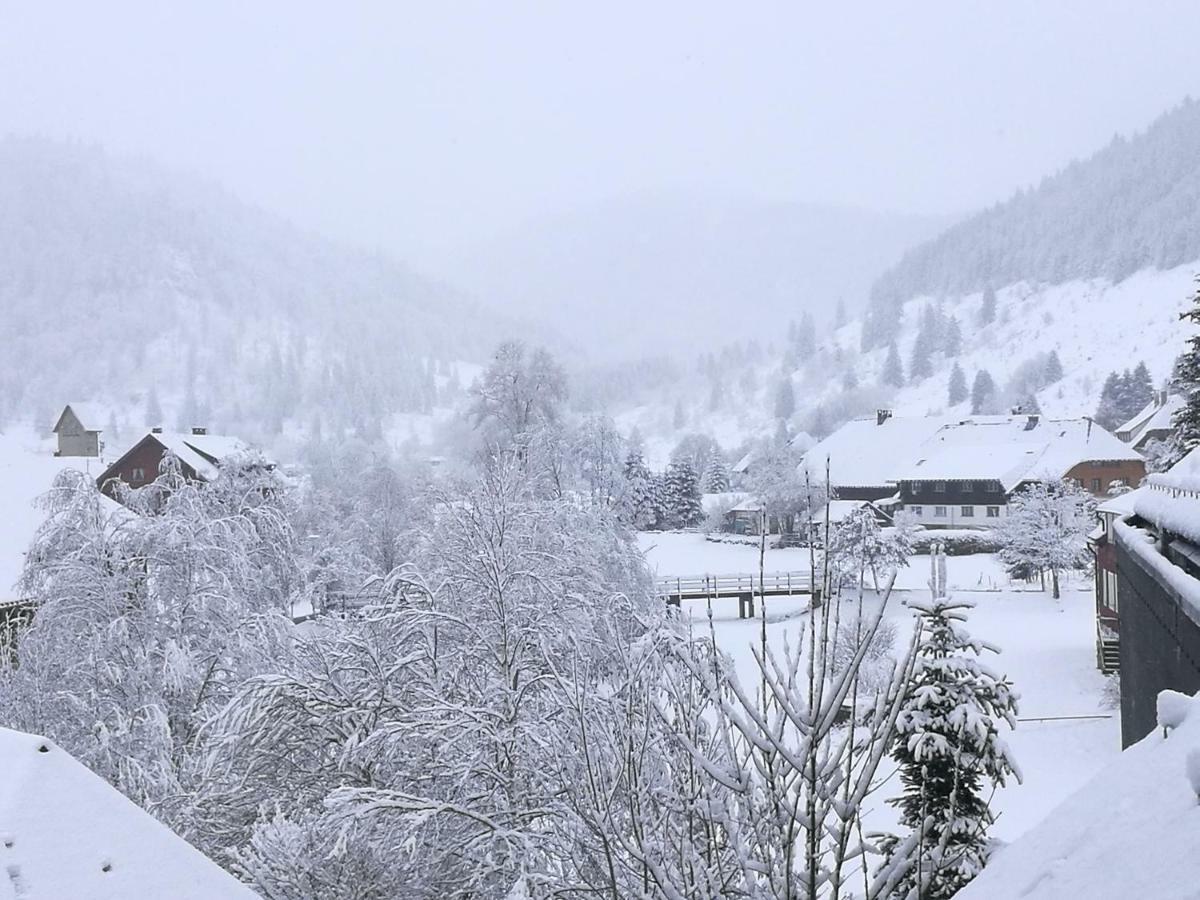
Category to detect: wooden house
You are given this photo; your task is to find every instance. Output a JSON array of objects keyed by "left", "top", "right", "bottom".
[
  {"left": 96, "top": 428, "right": 254, "bottom": 506},
  {"left": 51, "top": 403, "right": 104, "bottom": 458}
]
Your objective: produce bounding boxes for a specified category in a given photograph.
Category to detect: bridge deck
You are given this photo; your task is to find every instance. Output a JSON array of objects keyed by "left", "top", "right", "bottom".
[{"left": 654, "top": 571, "right": 816, "bottom": 618}]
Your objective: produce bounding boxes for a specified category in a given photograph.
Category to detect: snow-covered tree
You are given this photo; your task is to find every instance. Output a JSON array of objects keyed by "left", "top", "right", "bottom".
[
  {"left": 996, "top": 479, "right": 1095, "bottom": 598},
  {"left": 663, "top": 459, "right": 704, "bottom": 528},
  {"left": 879, "top": 598, "right": 1020, "bottom": 899},
  {"left": 1043, "top": 349, "right": 1064, "bottom": 384},
  {"left": 621, "top": 448, "right": 658, "bottom": 529},
  {"left": 747, "top": 439, "right": 823, "bottom": 534},
  {"left": 575, "top": 414, "right": 627, "bottom": 510},
  {"left": 702, "top": 445, "right": 731, "bottom": 493},
  {"left": 1173, "top": 280, "right": 1200, "bottom": 451},
  {"left": 948, "top": 363, "right": 968, "bottom": 406},
  {"left": 944, "top": 315, "right": 963, "bottom": 357},
  {"left": 970, "top": 370, "right": 997, "bottom": 414},
  {"left": 883, "top": 340, "right": 905, "bottom": 387},
  {"left": 469, "top": 340, "right": 567, "bottom": 449},
  {"left": 827, "top": 505, "right": 914, "bottom": 591},
  {"left": 774, "top": 376, "right": 797, "bottom": 420}
]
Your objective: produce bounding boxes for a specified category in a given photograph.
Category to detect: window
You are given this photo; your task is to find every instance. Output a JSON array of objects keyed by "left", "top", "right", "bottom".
[
  {"left": 131, "top": 467, "right": 146, "bottom": 482},
  {"left": 934, "top": 481, "right": 946, "bottom": 493},
  {"left": 961, "top": 505, "right": 974, "bottom": 517},
  {"left": 986, "top": 506, "right": 1001, "bottom": 518},
  {"left": 1091, "top": 478, "right": 1102, "bottom": 493},
  {"left": 962, "top": 481, "right": 974, "bottom": 493},
  {"left": 934, "top": 506, "right": 947, "bottom": 517},
  {"left": 986, "top": 481, "right": 1000, "bottom": 493},
  {"left": 910, "top": 505, "right": 923, "bottom": 516}
]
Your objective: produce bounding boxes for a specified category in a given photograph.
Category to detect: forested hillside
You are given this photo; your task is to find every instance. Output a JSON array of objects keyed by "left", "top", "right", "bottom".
[
  {"left": 0, "top": 138, "right": 520, "bottom": 441},
  {"left": 864, "top": 98, "right": 1200, "bottom": 348}
]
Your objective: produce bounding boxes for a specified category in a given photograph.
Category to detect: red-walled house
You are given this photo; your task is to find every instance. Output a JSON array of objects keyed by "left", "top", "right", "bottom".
[{"left": 96, "top": 428, "right": 253, "bottom": 505}]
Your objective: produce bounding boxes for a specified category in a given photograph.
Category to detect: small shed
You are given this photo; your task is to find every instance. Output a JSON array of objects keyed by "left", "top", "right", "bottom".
[{"left": 52, "top": 403, "right": 105, "bottom": 458}]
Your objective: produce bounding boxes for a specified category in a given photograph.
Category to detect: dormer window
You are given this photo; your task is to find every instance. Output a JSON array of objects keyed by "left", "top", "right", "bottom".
[{"left": 934, "top": 481, "right": 946, "bottom": 493}]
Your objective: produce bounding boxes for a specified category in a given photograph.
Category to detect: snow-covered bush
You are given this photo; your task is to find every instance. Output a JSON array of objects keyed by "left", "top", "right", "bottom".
[
  {"left": 1157, "top": 689, "right": 1194, "bottom": 735},
  {"left": 997, "top": 479, "right": 1095, "bottom": 598}
]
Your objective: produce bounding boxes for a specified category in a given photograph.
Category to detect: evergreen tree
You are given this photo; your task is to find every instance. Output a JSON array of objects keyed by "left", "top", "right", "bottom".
[
  {"left": 1125, "top": 361, "right": 1154, "bottom": 417},
  {"left": 909, "top": 325, "right": 934, "bottom": 381},
  {"left": 796, "top": 311, "right": 817, "bottom": 356},
  {"left": 882, "top": 341, "right": 905, "bottom": 387},
  {"left": 834, "top": 298, "right": 847, "bottom": 329},
  {"left": 970, "top": 370, "right": 997, "bottom": 414},
  {"left": 979, "top": 285, "right": 997, "bottom": 326},
  {"left": 944, "top": 315, "right": 963, "bottom": 357},
  {"left": 774, "top": 377, "right": 796, "bottom": 421},
  {"left": 881, "top": 599, "right": 1020, "bottom": 899},
  {"left": 1175, "top": 282, "right": 1200, "bottom": 450},
  {"left": 702, "top": 447, "right": 730, "bottom": 493},
  {"left": 1043, "top": 350, "right": 1064, "bottom": 384},
  {"left": 842, "top": 367, "right": 859, "bottom": 391},
  {"left": 664, "top": 460, "right": 703, "bottom": 529},
  {"left": 621, "top": 450, "right": 658, "bottom": 530},
  {"left": 1093, "top": 371, "right": 1124, "bottom": 430},
  {"left": 948, "top": 363, "right": 968, "bottom": 406}
]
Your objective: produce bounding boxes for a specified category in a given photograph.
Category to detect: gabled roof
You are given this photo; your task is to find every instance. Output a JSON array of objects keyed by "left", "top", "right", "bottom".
[
  {"left": 805, "top": 415, "right": 1142, "bottom": 493},
  {"left": 52, "top": 402, "right": 107, "bottom": 433},
  {"left": 97, "top": 431, "right": 253, "bottom": 490},
  {"left": 1116, "top": 394, "right": 1183, "bottom": 444},
  {"left": 0, "top": 727, "right": 257, "bottom": 898},
  {"left": 800, "top": 415, "right": 952, "bottom": 488}
]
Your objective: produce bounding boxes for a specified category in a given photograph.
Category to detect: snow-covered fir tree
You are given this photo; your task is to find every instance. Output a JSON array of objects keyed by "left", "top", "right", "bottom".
[
  {"left": 702, "top": 445, "right": 730, "bottom": 493},
  {"left": 774, "top": 376, "right": 796, "bottom": 420},
  {"left": 621, "top": 448, "right": 658, "bottom": 529},
  {"left": 883, "top": 340, "right": 905, "bottom": 387},
  {"left": 879, "top": 598, "right": 1020, "bottom": 900},
  {"left": 1173, "top": 281, "right": 1200, "bottom": 451},
  {"left": 978, "top": 285, "right": 997, "bottom": 325},
  {"left": 663, "top": 459, "right": 703, "bottom": 528},
  {"left": 970, "top": 370, "right": 997, "bottom": 414},
  {"left": 948, "top": 363, "right": 968, "bottom": 406}
]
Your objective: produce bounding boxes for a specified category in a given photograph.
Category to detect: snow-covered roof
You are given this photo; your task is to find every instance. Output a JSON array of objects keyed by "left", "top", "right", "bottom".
[
  {"left": 1116, "top": 393, "right": 1183, "bottom": 445},
  {"left": 149, "top": 432, "right": 252, "bottom": 481},
  {"left": 957, "top": 690, "right": 1200, "bottom": 900},
  {"left": 53, "top": 402, "right": 108, "bottom": 433},
  {"left": 809, "top": 499, "right": 883, "bottom": 525},
  {"left": 731, "top": 451, "right": 754, "bottom": 474},
  {"left": 800, "top": 415, "right": 952, "bottom": 488},
  {"left": 1096, "top": 486, "right": 1145, "bottom": 517},
  {"left": 701, "top": 491, "right": 750, "bottom": 516},
  {"left": 0, "top": 727, "right": 258, "bottom": 898},
  {"left": 806, "top": 414, "right": 1141, "bottom": 492}
]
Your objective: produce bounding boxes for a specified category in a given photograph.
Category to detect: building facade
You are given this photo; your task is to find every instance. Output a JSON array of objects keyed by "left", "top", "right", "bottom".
[{"left": 51, "top": 404, "right": 102, "bottom": 458}]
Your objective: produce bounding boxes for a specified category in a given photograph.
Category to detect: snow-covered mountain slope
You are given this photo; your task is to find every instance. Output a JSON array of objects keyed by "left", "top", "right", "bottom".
[{"left": 845, "top": 262, "right": 1196, "bottom": 421}]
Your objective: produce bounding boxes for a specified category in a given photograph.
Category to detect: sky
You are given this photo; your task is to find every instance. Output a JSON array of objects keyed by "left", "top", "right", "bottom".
[{"left": 2, "top": 1, "right": 1200, "bottom": 262}]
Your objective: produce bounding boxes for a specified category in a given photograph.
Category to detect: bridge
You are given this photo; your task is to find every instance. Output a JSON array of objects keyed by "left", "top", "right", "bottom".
[{"left": 654, "top": 571, "right": 818, "bottom": 618}]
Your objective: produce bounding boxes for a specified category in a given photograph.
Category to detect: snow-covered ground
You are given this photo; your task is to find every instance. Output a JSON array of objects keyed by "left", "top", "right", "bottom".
[
  {"left": 637, "top": 530, "right": 1119, "bottom": 844},
  {"left": 0, "top": 427, "right": 112, "bottom": 601}
]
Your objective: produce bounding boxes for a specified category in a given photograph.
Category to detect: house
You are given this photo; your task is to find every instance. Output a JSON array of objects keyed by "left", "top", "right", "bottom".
[
  {"left": 51, "top": 402, "right": 105, "bottom": 457},
  {"left": 894, "top": 416, "right": 1145, "bottom": 528},
  {"left": 0, "top": 727, "right": 258, "bottom": 898},
  {"left": 96, "top": 428, "right": 255, "bottom": 505},
  {"left": 1115, "top": 390, "right": 1183, "bottom": 451},
  {"left": 1111, "top": 446, "right": 1200, "bottom": 747},
  {"left": 799, "top": 410, "right": 950, "bottom": 503},
  {"left": 1088, "top": 486, "right": 1143, "bottom": 673}
]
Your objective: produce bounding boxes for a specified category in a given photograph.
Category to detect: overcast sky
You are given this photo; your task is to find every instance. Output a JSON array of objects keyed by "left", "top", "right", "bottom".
[{"left": 3, "top": 2, "right": 1200, "bottom": 260}]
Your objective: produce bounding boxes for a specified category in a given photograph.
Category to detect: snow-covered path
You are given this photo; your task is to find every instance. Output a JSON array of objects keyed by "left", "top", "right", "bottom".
[{"left": 637, "top": 531, "right": 1120, "bottom": 843}]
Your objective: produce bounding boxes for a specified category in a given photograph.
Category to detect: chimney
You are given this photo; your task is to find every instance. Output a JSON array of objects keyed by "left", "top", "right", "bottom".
[
  {"left": 876, "top": 409, "right": 893, "bottom": 426},
  {"left": 191, "top": 426, "right": 207, "bottom": 436},
  {"left": 1156, "top": 389, "right": 1168, "bottom": 407},
  {"left": 151, "top": 426, "right": 163, "bottom": 434}
]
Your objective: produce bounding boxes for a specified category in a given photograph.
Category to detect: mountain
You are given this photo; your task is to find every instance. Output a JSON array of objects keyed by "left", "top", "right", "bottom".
[
  {"left": 431, "top": 191, "right": 948, "bottom": 360},
  {"left": 0, "top": 137, "right": 525, "bottom": 442},
  {"left": 864, "top": 98, "right": 1200, "bottom": 349}
]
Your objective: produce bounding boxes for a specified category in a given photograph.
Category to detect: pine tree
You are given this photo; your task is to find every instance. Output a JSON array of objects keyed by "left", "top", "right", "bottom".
[
  {"left": 622, "top": 450, "right": 658, "bottom": 529},
  {"left": 774, "top": 377, "right": 796, "bottom": 421},
  {"left": 881, "top": 599, "right": 1020, "bottom": 899},
  {"left": 1175, "top": 282, "right": 1200, "bottom": 450},
  {"left": 664, "top": 460, "right": 703, "bottom": 529},
  {"left": 910, "top": 327, "right": 934, "bottom": 381},
  {"left": 1093, "top": 371, "right": 1123, "bottom": 430},
  {"left": 702, "top": 447, "right": 730, "bottom": 493},
  {"left": 882, "top": 341, "right": 905, "bottom": 387},
  {"left": 979, "top": 285, "right": 997, "bottom": 326},
  {"left": 834, "top": 298, "right": 847, "bottom": 329},
  {"left": 796, "top": 312, "right": 817, "bottom": 356},
  {"left": 1125, "top": 361, "right": 1154, "bottom": 418},
  {"left": 944, "top": 315, "right": 963, "bottom": 357},
  {"left": 1043, "top": 350, "right": 1064, "bottom": 384},
  {"left": 948, "top": 363, "right": 968, "bottom": 406},
  {"left": 970, "top": 370, "right": 996, "bottom": 414}
]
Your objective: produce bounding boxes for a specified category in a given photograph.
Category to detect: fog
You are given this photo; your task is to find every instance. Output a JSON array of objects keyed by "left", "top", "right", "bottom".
[{"left": 4, "top": 1, "right": 1200, "bottom": 349}]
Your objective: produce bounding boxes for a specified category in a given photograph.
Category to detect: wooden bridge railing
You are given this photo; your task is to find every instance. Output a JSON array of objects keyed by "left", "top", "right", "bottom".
[{"left": 654, "top": 571, "right": 816, "bottom": 618}]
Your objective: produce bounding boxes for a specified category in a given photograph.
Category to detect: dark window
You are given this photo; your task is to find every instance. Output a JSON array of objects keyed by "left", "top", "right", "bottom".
[
  {"left": 987, "top": 482, "right": 1000, "bottom": 493},
  {"left": 987, "top": 506, "right": 1001, "bottom": 518},
  {"left": 934, "top": 481, "right": 946, "bottom": 493},
  {"left": 910, "top": 505, "right": 923, "bottom": 516},
  {"left": 961, "top": 506, "right": 974, "bottom": 517},
  {"left": 934, "top": 506, "right": 947, "bottom": 517},
  {"left": 962, "top": 481, "right": 974, "bottom": 493},
  {"left": 131, "top": 467, "right": 146, "bottom": 482},
  {"left": 1091, "top": 478, "right": 1102, "bottom": 492}
]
